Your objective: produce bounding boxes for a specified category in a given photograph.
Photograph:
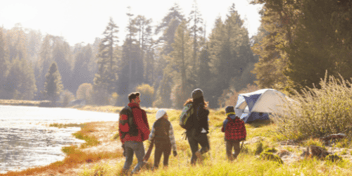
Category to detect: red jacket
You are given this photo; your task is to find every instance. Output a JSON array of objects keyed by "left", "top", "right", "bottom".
[
  {"left": 221, "top": 115, "right": 246, "bottom": 141},
  {"left": 121, "top": 103, "right": 150, "bottom": 143}
]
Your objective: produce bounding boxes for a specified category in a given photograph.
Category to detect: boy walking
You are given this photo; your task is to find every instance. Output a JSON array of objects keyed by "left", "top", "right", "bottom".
[
  {"left": 221, "top": 106, "right": 246, "bottom": 161},
  {"left": 148, "top": 109, "right": 177, "bottom": 168}
]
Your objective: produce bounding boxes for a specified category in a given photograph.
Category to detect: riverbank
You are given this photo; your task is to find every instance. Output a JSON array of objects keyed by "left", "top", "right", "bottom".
[{"left": 0, "top": 99, "right": 45, "bottom": 106}]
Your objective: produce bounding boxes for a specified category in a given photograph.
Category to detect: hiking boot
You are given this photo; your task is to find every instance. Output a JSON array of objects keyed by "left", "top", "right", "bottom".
[
  {"left": 119, "top": 168, "right": 129, "bottom": 176},
  {"left": 195, "top": 151, "right": 203, "bottom": 163}
]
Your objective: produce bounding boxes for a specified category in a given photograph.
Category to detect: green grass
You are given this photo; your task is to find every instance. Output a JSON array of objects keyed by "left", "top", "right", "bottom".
[
  {"left": 49, "top": 123, "right": 85, "bottom": 128},
  {"left": 78, "top": 107, "right": 352, "bottom": 176}
]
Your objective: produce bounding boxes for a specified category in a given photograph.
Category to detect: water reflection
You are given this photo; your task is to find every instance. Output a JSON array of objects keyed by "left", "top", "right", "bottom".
[{"left": 0, "top": 105, "right": 118, "bottom": 173}]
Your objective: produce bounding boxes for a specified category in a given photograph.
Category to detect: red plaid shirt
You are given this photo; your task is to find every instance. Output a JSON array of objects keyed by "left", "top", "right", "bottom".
[{"left": 221, "top": 116, "right": 246, "bottom": 141}]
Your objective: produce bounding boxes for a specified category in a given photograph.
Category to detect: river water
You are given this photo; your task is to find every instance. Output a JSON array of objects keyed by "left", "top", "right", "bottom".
[{"left": 0, "top": 105, "right": 118, "bottom": 174}]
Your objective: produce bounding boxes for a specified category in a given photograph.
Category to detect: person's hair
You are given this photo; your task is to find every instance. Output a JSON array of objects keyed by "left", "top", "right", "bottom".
[
  {"left": 128, "top": 92, "right": 140, "bottom": 102},
  {"left": 184, "top": 96, "right": 208, "bottom": 108}
]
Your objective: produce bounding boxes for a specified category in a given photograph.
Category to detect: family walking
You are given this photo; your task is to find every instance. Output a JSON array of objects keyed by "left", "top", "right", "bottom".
[{"left": 118, "top": 89, "right": 247, "bottom": 175}]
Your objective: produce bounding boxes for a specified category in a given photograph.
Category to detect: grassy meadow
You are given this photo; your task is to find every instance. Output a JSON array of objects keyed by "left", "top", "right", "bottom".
[
  {"left": 2, "top": 75, "right": 352, "bottom": 175},
  {"left": 79, "top": 108, "right": 352, "bottom": 176}
]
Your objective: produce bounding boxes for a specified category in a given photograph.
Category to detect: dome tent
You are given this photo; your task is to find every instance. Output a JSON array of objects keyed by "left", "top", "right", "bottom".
[{"left": 235, "top": 89, "right": 290, "bottom": 123}]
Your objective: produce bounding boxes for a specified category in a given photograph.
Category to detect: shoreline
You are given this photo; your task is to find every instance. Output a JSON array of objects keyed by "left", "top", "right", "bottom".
[{"left": 1, "top": 121, "right": 122, "bottom": 176}]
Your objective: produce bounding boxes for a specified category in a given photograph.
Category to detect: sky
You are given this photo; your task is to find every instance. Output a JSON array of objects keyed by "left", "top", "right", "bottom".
[{"left": 0, "top": 0, "right": 263, "bottom": 46}]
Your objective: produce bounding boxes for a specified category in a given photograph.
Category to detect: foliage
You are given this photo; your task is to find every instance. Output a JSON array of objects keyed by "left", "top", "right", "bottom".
[
  {"left": 325, "top": 154, "right": 342, "bottom": 162},
  {"left": 169, "top": 20, "right": 193, "bottom": 108},
  {"left": 93, "top": 18, "right": 119, "bottom": 105},
  {"left": 0, "top": 27, "right": 9, "bottom": 98},
  {"left": 260, "top": 151, "right": 283, "bottom": 164},
  {"left": 60, "top": 89, "right": 75, "bottom": 107},
  {"left": 49, "top": 123, "right": 84, "bottom": 128},
  {"left": 135, "top": 84, "right": 154, "bottom": 107},
  {"left": 207, "top": 5, "right": 257, "bottom": 108},
  {"left": 71, "top": 44, "right": 94, "bottom": 93},
  {"left": 43, "top": 62, "right": 63, "bottom": 105},
  {"left": 76, "top": 83, "right": 93, "bottom": 104},
  {"left": 273, "top": 74, "right": 352, "bottom": 140},
  {"left": 219, "top": 84, "right": 259, "bottom": 108}
]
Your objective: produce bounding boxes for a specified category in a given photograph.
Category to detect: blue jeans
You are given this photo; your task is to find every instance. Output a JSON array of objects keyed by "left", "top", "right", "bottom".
[{"left": 123, "top": 141, "right": 145, "bottom": 173}]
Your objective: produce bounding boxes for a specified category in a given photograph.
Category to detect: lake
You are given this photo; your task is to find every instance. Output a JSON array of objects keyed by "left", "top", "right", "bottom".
[{"left": 0, "top": 105, "right": 118, "bottom": 174}]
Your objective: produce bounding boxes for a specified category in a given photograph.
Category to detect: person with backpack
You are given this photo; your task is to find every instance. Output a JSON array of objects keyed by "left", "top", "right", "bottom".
[
  {"left": 221, "top": 106, "right": 247, "bottom": 161},
  {"left": 148, "top": 109, "right": 177, "bottom": 169},
  {"left": 182, "top": 88, "right": 210, "bottom": 165},
  {"left": 119, "top": 92, "right": 150, "bottom": 174}
]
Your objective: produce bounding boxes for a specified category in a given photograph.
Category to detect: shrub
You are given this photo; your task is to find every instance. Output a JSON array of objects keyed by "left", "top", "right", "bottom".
[
  {"left": 76, "top": 83, "right": 93, "bottom": 104},
  {"left": 255, "top": 142, "right": 264, "bottom": 155},
  {"left": 260, "top": 152, "right": 283, "bottom": 164},
  {"left": 272, "top": 74, "right": 352, "bottom": 140},
  {"left": 60, "top": 89, "right": 75, "bottom": 107},
  {"left": 136, "top": 84, "right": 154, "bottom": 107},
  {"left": 325, "top": 154, "right": 342, "bottom": 162}
]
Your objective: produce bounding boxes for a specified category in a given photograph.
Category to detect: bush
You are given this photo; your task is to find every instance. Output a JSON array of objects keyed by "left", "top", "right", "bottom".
[
  {"left": 260, "top": 152, "right": 283, "bottom": 164},
  {"left": 60, "top": 90, "right": 75, "bottom": 107},
  {"left": 76, "top": 83, "right": 93, "bottom": 104},
  {"left": 325, "top": 154, "right": 342, "bottom": 162},
  {"left": 135, "top": 84, "right": 154, "bottom": 107},
  {"left": 272, "top": 74, "right": 352, "bottom": 140},
  {"left": 255, "top": 142, "right": 264, "bottom": 155}
]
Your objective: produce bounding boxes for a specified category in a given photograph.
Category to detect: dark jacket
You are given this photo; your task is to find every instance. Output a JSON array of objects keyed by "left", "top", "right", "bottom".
[
  {"left": 187, "top": 103, "right": 209, "bottom": 136},
  {"left": 120, "top": 103, "right": 150, "bottom": 143},
  {"left": 153, "top": 118, "right": 171, "bottom": 143}
]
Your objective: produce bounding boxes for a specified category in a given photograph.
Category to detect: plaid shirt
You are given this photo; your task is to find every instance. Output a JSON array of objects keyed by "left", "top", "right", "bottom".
[
  {"left": 149, "top": 120, "right": 177, "bottom": 151},
  {"left": 221, "top": 115, "right": 246, "bottom": 141}
]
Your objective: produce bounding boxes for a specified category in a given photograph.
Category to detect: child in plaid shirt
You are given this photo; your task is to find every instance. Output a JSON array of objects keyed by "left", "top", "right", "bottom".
[
  {"left": 148, "top": 109, "right": 177, "bottom": 168},
  {"left": 221, "top": 106, "right": 246, "bottom": 161}
]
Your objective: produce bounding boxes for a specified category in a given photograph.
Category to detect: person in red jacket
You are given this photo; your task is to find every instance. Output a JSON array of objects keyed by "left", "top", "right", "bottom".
[
  {"left": 221, "top": 106, "right": 246, "bottom": 161},
  {"left": 120, "top": 92, "right": 150, "bottom": 174}
]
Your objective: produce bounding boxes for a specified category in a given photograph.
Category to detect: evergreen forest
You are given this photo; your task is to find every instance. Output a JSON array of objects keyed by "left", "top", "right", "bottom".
[{"left": 1, "top": 1, "right": 351, "bottom": 109}]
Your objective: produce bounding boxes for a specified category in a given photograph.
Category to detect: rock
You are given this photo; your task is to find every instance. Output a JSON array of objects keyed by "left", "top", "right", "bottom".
[
  {"left": 278, "top": 150, "right": 291, "bottom": 157},
  {"left": 301, "top": 145, "right": 330, "bottom": 159},
  {"left": 245, "top": 136, "right": 266, "bottom": 145},
  {"left": 320, "top": 133, "right": 346, "bottom": 145}
]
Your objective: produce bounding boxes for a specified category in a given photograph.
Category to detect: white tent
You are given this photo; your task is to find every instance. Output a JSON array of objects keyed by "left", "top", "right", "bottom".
[{"left": 235, "top": 89, "right": 292, "bottom": 123}]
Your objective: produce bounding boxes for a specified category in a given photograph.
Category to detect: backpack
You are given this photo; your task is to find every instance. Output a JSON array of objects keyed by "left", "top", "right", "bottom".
[
  {"left": 119, "top": 106, "right": 138, "bottom": 139},
  {"left": 225, "top": 117, "right": 246, "bottom": 141},
  {"left": 179, "top": 103, "right": 194, "bottom": 130}
]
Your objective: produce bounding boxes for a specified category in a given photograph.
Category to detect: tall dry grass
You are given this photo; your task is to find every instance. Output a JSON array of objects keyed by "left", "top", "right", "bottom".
[{"left": 272, "top": 74, "right": 352, "bottom": 140}]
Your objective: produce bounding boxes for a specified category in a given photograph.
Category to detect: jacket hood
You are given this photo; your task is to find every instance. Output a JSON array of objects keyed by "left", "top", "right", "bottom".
[{"left": 128, "top": 102, "right": 140, "bottom": 108}]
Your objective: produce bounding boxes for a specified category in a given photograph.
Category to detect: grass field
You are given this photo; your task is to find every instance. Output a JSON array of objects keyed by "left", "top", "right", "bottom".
[
  {"left": 78, "top": 108, "right": 352, "bottom": 176},
  {"left": 2, "top": 99, "right": 352, "bottom": 175}
]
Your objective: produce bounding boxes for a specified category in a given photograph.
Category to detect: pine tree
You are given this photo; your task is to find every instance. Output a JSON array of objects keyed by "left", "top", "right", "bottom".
[
  {"left": 36, "top": 35, "right": 53, "bottom": 99},
  {"left": 170, "top": 20, "right": 193, "bottom": 108},
  {"left": 71, "top": 44, "right": 93, "bottom": 93},
  {"left": 153, "top": 4, "right": 185, "bottom": 108},
  {"left": 207, "top": 4, "right": 256, "bottom": 107},
  {"left": 188, "top": 0, "right": 204, "bottom": 76},
  {"left": 93, "top": 18, "right": 119, "bottom": 105},
  {"left": 43, "top": 62, "right": 63, "bottom": 105},
  {"left": 0, "top": 27, "right": 9, "bottom": 98},
  {"left": 52, "top": 38, "right": 72, "bottom": 92}
]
